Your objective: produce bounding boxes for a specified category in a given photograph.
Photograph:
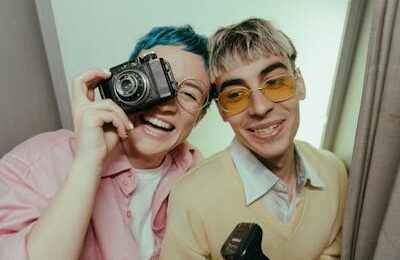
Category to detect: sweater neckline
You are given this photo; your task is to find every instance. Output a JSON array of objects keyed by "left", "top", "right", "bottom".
[
  {"left": 223, "top": 148, "right": 309, "bottom": 238},
  {"left": 250, "top": 189, "right": 308, "bottom": 238}
]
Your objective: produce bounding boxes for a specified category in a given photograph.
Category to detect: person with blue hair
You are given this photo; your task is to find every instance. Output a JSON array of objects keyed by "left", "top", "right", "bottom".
[{"left": 0, "top": 25, "right": 211, "bottom": 260}]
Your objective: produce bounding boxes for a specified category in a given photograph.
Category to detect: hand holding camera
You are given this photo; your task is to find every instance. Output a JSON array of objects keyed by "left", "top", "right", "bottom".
[
  {"left": 71, "top": 69, "right": 133, "bottom": 167},
  {"left": 71, "top": 53, "right": 180, "bottom": 168}
]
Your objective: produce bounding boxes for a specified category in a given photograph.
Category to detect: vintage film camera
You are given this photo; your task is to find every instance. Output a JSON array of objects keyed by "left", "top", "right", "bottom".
[
  {"left": 221, "top": 223, "right": 269, "bottom": 260},
  {"left": 98, "top": 53, "right": 178, "bottom": 113}
]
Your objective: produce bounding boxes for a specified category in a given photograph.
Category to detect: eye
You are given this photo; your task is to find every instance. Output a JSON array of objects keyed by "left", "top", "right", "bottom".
[
  {"left": 178, "top": 85, "right": 204, "bottom": 104},
  {"left": 265, "top": 75, "right": 293, "bottom": 90},
  {"left": 266, "top": 78, "right": 283, "bottom": 89},
  {"left": 224, "top": 88, "right": 248, "bottom": 101},
  {"left": 178, "top": 79, "right": 205, "bottom": 103},
  {"left": 180, "top": 89, "right": 199, "bottom": 101}
]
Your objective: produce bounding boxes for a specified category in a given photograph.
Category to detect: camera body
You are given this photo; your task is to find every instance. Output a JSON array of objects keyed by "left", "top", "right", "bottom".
[
  {"left": 221, "top": 223, "right": 269, "bottom": 260},
  {"left": 98, "top": 53, "right": 178, "bottom": 114}
]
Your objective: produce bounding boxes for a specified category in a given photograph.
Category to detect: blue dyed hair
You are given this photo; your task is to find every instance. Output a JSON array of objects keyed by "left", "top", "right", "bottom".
[
  {"left": 129, "top": 25, "right": 208, "bottom": 66},
  {"left": 129, "top": 25, "right": 212, "bottom": 110}
]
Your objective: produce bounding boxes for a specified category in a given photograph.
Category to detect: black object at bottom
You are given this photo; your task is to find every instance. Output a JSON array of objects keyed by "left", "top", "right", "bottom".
[{"left": 221, "top": 223, "right": 269, "bottom": 260}]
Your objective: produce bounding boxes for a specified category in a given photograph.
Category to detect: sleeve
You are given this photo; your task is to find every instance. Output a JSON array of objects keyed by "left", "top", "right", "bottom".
[
  {"left": 319, "top": 158, "right": 349, "bottom": 259},
  {"left": 160, "top": 229, "right": 208, "bottom": 260},
  {"left": 0, "top": 154, "right": 48, "bottom": 260},
  {"left": 160, "top": 187, "right": 209, "bottom": 260}
]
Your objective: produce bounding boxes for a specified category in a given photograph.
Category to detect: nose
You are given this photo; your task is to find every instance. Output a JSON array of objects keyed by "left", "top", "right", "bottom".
[
  {"left": 247, "top": 89, "right": 274, "bottom": 116},
  {"left": 154, "top": 96, "right": 178, "bottom": 114}
]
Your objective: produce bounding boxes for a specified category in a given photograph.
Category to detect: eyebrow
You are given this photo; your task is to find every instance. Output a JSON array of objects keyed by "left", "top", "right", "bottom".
[
  {"left": 219, "top": 79, "right": 245, "bottom": 93},
  {"left": 219, "top": 62, "right": 288, "bottom": 93},
  {"left": 260, "top": 62, "right": 288, "bottom": 76}
]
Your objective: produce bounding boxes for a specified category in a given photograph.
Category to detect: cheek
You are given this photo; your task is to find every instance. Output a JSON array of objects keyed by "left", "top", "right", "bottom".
[
  {"left": 175, "top": 114, "right": 198, "bottom": 138},
  {"left": 286, "top": 103, "right": 301, "bottom": 133},
  {"left": 226, "top": 116, "right": 245, "bottom": 134},
  {"left": 216, "top": 103, "right": 229, "bottom": 122},
  {"left": 291, "top": 102, "right": 301, "bottom": 118}
]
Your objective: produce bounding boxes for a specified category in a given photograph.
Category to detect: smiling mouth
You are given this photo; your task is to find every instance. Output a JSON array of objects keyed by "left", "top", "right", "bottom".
[
  {"left": 249, "top": 120, "right": 284, "bottom": 134},
  {"left": 141, "top": 115, "right": 175, "bottom": 132},
  {"left": 253, "top": 123, "right": 280, "bottom": 134}
]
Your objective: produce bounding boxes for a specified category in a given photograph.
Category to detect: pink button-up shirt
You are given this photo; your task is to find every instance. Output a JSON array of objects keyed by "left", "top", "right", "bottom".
[{"left": 0, "top": 129, "right": 201, "bottom": 259}]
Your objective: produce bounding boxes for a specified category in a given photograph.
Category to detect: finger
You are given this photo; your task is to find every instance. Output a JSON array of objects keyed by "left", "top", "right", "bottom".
[
  {"left": 85, "top": 110, "right": 129, "bottom": 139},
  {"left": 75, "top": 68, "right": 111, "bottom": 89},
  {"left": 72, "top": 68, "right": 111, "bottom": 105},
  {"left": 84, "top": 99, "right": 134, "bottom": 130}
]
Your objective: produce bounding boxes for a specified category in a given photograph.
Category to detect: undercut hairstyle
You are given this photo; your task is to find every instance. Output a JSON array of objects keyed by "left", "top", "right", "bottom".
[
  {"left": 208, "top": 18, "right": 297, "bottom": 83},
  {"left": 129, "top": 25, "right": 212, "bottom": 110}
]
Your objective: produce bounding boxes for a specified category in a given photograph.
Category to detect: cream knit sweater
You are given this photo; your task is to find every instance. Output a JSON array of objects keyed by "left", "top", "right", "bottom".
[{"left": 161, "top": 141, "right": 348, "bottom": 260}]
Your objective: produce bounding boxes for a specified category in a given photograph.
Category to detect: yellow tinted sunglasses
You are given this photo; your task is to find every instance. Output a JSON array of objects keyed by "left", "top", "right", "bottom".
[{"left": 216, "top": 73, "right": 299, "bottom": 115}]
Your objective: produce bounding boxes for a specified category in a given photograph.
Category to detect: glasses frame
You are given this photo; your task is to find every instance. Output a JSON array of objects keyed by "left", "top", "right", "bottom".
[
  {"left": 175, "top": 78, "right": 210, "bottom": 115},
  {"left": 215, "top": 70, "right": 301, "bottom": 115}
]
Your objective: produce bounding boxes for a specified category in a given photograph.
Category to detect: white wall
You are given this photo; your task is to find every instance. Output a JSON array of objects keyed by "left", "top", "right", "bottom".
[{"left": 51, "top": 0, "right": 349, "bottom": 157}]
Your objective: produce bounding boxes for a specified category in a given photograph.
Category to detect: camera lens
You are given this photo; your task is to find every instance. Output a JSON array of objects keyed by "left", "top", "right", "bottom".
[
  {"left": 117, "top": 75, "right": 137, "bottom": 97},
  {"left": 114, "top": 70, "right": 149, "bottom": 105}
]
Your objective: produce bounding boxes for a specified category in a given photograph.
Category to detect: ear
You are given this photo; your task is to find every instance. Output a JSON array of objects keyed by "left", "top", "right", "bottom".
[{"left": 296, "top": 68, "right": 306, "bottom": 100}]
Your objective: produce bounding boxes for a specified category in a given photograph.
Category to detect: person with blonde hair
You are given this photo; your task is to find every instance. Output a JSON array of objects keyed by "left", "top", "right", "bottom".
[{"left": 161, "top": 18, "right": 348, "bottom": 259}]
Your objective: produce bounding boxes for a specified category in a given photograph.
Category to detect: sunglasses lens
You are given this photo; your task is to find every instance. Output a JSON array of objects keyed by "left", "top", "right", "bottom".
[
  {"left": 262, "top": 75, "right": 296, "bottom": 102},
  {"left": 218, "top": 75, "right": 297, "bottom": 114},
  {"left": 220, "top": 88, "right": 249, "bottom": 114}
]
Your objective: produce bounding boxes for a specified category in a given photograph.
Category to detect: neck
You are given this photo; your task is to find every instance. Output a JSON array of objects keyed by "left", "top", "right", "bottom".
[
  {"left": 255, "top": 145, "right": 297, "bottom": 185},
  {"left": 122, "top": 142, "right": 166, "bottom": 169}
]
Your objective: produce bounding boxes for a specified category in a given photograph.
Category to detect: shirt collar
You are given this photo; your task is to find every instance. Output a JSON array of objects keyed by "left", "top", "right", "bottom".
[
  {"left": 101, "top": 141, "right": 132, "bottom": 178},
  {"left": 294, "top": 145, "right": 325, "bottom": 189},
  {"left": 100, "top": 140, "right": 200, "bottom": 179},
  {"left": 230, "top": 138, "right": 324, "bottom": 206}
]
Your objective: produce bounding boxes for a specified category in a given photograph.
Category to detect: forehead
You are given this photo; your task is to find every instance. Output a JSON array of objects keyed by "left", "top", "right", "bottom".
[
  {"left": 139, "top": 45, "right": 210, "bottom": 88},
  {"left": 215, "top": 55, "right": 292, "bottom": 87}
]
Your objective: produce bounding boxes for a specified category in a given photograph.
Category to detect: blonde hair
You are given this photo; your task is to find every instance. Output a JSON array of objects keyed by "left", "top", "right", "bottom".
[{"left": 208, "top": 18, "right": 297, "bottom": 83}]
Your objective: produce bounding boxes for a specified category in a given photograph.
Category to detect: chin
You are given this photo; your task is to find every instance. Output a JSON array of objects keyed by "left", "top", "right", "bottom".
[
  {"left": 243, "top": 132, "right": 294, "bottom": 160},
  {"left": 139, "top": 141, "right": 170, "bottom": 156},
  {"left": 257, "top": 144, "right": 290, "bottom": 160}
]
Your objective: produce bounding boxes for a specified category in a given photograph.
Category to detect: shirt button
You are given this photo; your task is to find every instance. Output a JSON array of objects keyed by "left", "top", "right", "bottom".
[
  {"left": 127, "top": 172, "right": 132, "bottom": 177},
  {"left": 126, "top": 210, "right": 132, "bottom": 218}
]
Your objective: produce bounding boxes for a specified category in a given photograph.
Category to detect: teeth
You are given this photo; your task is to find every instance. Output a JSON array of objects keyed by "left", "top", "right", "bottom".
[
  {"left": 144, "top": 116, "right": 173, "bottom": 130},
  {"left": 254, "top": 123, "right": 280, "bottom": 134}
]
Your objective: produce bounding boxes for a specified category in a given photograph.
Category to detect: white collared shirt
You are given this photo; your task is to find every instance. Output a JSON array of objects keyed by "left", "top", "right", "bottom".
[{"left": 230, "top": 138, "right": 325, "bottom": 223}]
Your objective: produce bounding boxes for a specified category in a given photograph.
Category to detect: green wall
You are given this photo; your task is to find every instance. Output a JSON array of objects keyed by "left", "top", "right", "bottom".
[
  {"left": 51, "top": 0, "right": 348, "bottom": 157},
  {"left": 333, "top": 0, "right": 373, "bottom": 167}
]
